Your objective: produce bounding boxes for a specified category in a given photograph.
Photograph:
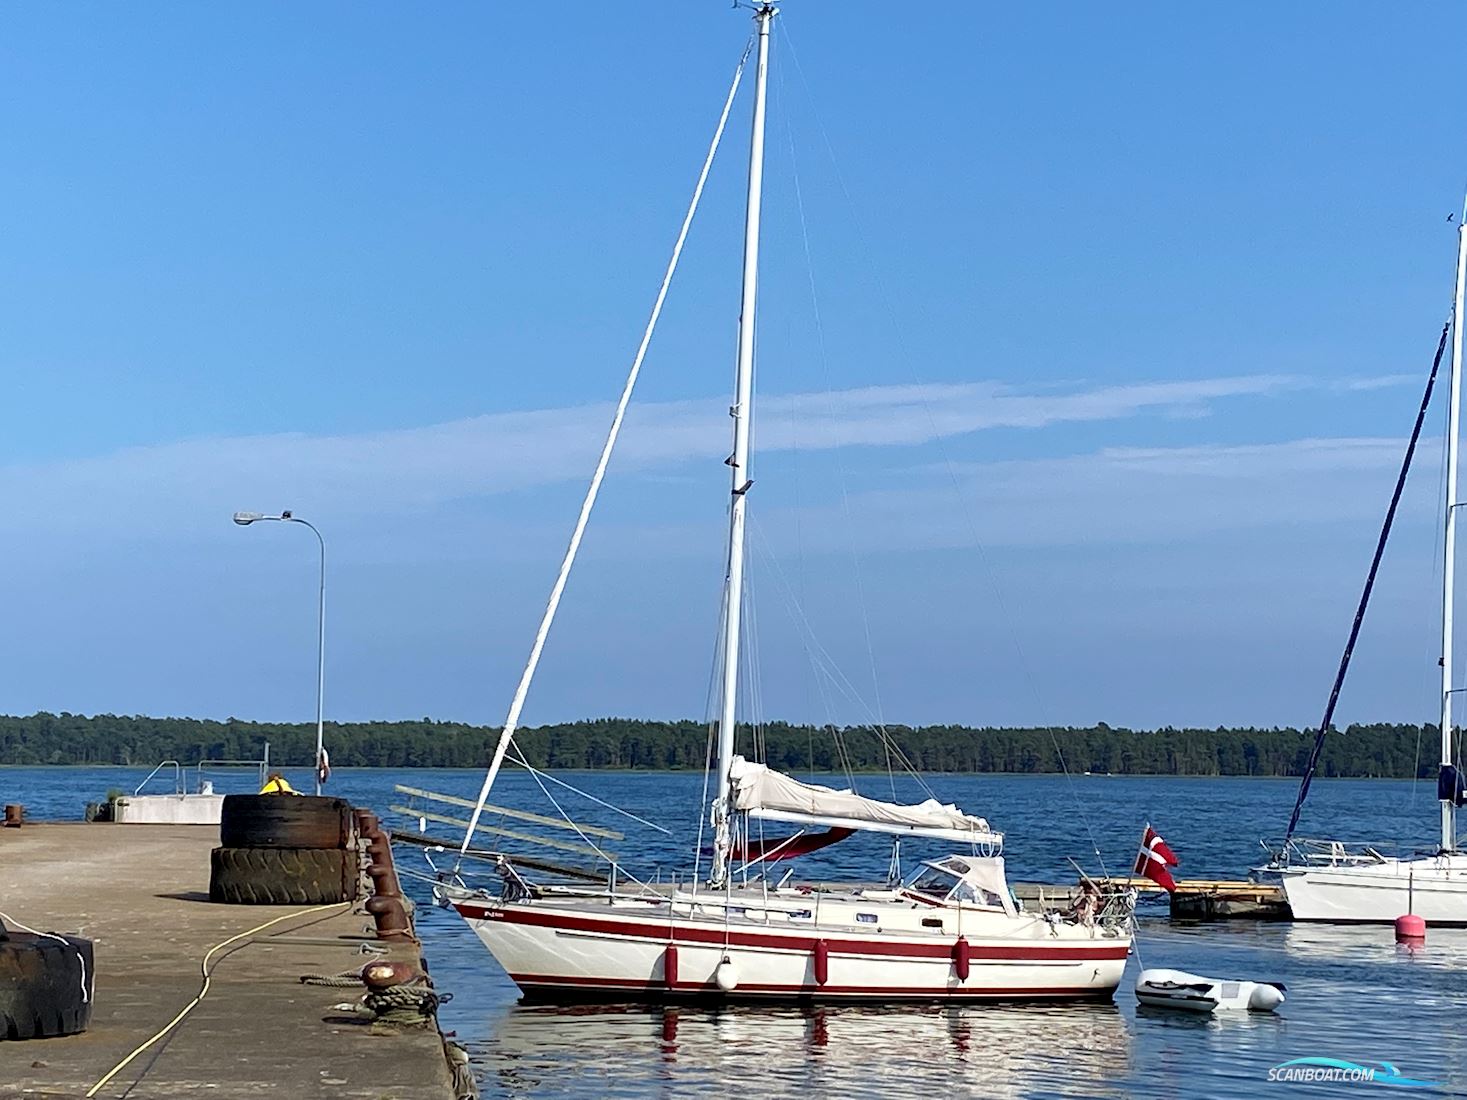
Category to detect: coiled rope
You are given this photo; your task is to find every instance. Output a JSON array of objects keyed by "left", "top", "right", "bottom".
[{"left": 298, "top": 971, "right": 367, "bottom": 988}]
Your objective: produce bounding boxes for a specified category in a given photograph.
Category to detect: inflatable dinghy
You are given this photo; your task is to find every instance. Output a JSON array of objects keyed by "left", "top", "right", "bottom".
[{"left": 1135, "top": 968, "right": 1285, "bottom": 1013}]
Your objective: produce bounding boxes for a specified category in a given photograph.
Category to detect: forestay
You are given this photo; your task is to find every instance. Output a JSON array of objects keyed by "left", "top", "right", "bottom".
[{"left": 729, "top": 756, "right": 1003, "bottom": 846}]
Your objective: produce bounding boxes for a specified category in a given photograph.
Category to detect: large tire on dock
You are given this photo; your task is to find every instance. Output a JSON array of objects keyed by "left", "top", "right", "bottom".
[
  {"left": 209, "top": 846, "right": 359, "bottom": 905},
  {"left": 0, "top": 922, "right": 94, "bottom": 1040},
  {"left": 219, "top": 795, "right": 353, "bottom": 850}
]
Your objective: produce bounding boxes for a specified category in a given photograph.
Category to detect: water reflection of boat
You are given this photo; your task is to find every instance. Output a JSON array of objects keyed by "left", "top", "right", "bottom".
[{"left": 476, "top": 1001, "right": 1131, "bottom": 1100}]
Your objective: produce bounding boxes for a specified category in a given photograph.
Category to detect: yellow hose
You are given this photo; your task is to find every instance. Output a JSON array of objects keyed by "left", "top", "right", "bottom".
[{"left": 85, "top": 901, "right": 352, "bottom": 1098}]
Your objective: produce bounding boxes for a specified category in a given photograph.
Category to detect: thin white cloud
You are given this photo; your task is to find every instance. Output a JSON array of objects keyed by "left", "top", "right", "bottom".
[
  {"left": 0, "top": 372, "right": 1409, "bottom": 538},
  {"left": 746, "top": 436, "right": 1428, "bottom": 555}
]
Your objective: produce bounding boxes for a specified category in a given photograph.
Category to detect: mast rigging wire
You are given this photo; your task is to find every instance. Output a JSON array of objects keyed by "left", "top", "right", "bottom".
[
  {"left": 779, "top": 20, "right": 1113, "bottom": 878},
  {"left": 776, "top": 47, "right": 898, "bottom": 800},
  {"left": 457, "top": 35, "right": 755, "bottom": 860},
  {"left": 1282, "top": 317, "right": 1452, "bottom": 847}
]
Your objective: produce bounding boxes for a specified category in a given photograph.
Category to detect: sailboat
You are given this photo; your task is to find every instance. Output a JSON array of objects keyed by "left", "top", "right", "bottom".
[
  {"left": 1265, "top": 220, "right": 1467, "bottom": 924},
  {"left": 438, "top": 4, "right": 1135, "bottom": 1000}
]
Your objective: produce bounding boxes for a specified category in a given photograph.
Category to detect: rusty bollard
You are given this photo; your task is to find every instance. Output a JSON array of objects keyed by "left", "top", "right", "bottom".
[
  {"left": 355, "top": 807, "right": 412, "bottom": 940},
  {"left": 354, "top": 809, "right": 381, "bottom": 839},
  {"left": 359, "top": 960, "right": 442, "bottom": 1028},
  {"left": 368, "top": 859, "right": 404, "bottom": 900},
  {"left": 365, "top": 894, "right": 413, "bottom": 939},
  {"left": 3, "top": 804, "right": 23, "bottom": 828}
]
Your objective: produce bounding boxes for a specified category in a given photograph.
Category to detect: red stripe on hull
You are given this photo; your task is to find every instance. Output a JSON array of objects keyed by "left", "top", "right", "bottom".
[
  {"left": 456, "top": 902, "right": 1129, "bottom": 962},
  {"left": 509, "top": 972, "right": 1117, "bottom": 1001}
]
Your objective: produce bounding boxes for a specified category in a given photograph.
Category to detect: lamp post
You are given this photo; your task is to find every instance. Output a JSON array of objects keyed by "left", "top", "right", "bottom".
[{"left": 234, "top": 510, "right": 328, "bottom": 796}]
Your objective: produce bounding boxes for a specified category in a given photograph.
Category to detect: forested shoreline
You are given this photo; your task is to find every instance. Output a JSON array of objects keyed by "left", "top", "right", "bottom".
[{"left": 0, "top": 712, "right": 1441, "bottom": 778}]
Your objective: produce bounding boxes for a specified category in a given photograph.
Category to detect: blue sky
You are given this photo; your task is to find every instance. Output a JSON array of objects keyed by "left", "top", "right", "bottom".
[{"left": 2, "top": 3, "right": 1465, "bottom": 731}]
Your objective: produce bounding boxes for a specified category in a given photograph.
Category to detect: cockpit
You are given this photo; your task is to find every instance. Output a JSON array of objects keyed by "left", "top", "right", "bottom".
[{"left": 904, "top": 854, "right": 1016, "bottom": 915}]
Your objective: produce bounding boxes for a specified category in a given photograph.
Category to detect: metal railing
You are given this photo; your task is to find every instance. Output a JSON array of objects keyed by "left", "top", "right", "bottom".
[
  {"left": 130, "top": 744, "right": 272, "bottom": 798},
  {"left": 1259, "top": 837, "right": 1394, "bottom": 869},
  {"left": 134, "top": 760, "right": 184, "bottom": 796}
]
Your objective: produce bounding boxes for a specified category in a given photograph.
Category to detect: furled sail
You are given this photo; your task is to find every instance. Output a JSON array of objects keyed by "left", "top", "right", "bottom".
[{"left": 728, "top": 756, "right": 1003, "bottom": 846}]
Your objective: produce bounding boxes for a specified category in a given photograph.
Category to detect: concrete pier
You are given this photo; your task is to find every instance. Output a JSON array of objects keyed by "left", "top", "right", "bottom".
[{"left": 0, "top": 824, "right": 459, "bottom": 1099}]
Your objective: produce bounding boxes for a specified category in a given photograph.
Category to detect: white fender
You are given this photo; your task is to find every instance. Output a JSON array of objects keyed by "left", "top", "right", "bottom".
[{"left": 715, "top": 957, "right": 738, "bottom": 992}]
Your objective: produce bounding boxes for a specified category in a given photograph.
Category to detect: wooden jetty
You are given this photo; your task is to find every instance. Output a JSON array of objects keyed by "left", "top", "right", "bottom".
[
  {"left": 0, "top": 823, "right": 461, "bottom": 1099},
  {"left": 1012, "top": 878, "right": 1290, "bottom": 921}
]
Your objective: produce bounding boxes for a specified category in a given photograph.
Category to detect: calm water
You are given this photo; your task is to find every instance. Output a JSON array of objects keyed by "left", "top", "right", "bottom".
[{"left": 5, "top": 765, "right": 1466, "bottom": 1097}]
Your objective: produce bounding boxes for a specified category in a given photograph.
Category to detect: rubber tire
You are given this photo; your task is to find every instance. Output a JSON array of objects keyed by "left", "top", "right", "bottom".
[
  {"left": 209, "top": 846, "right": 359, "bottom": 905},
  {"left": 219, "top": 795, "right": 353, "bottom": 850},
  {"left": 0, "top": 924, "right": 94, "bottom": 1040}
]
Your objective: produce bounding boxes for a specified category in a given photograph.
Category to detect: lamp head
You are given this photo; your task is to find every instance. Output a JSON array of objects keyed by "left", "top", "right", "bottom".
[{"left": 233, "top": 511, "right": 265, "bottom": 525}]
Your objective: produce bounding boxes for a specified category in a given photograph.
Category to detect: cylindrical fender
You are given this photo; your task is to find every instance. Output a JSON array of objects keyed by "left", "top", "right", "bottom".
[
  {"left": 953, "top": 936, "right": 971, "bottom": 982},
  {"left": 664, "top": 943, "right": 679, "bottom": 989},
  {"left": 813, "top": 938, "right": 829, "bottom": 986}
]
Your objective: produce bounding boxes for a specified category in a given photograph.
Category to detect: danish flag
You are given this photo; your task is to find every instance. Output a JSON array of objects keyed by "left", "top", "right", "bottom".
[{"left": 1134, "top": 824, "right": 1180, "bottom": 893}]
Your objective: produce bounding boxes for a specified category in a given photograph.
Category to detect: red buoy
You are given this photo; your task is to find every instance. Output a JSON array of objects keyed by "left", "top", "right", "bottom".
[
  {"left": 953, "top": 936, "right": 971, "bottom": 982},
  {"left": 1395, "top": 913, "right": 1426, "bottom": 943},
  {"left": 663, "top": 943, "right": 679, "bottom": 988},
  {"left": 813, "top": 938, "right": 829, "bottom": 986}
]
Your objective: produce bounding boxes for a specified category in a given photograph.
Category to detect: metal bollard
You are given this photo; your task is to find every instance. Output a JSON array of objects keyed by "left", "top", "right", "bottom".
[
  {"left": 354, "top": 809, "right": 381, "bottom": 839},
  {"left": 368, "top": 861, "right": 404, "bottom": 900},
  {"left": 365, "top": 894, "right": 413, "bottom": 939}
]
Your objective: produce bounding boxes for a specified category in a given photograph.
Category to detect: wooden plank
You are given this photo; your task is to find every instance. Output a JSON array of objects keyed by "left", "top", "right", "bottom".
[
  {"left": 389, "top": 805, "right": 616, "bottom": 861},
  {"left": 391, "top": 830, "right": 608, "bottom": 883},
  {"left": 393, "top": 784, "right": 623, "bottom": 841},
  {"left": 1014, "top": 879, "right": 1285, "bottom": 898}
]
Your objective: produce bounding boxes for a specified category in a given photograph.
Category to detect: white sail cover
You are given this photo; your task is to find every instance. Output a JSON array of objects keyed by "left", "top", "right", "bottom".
[{"left": 729, "top": 756, "right": 1002, "bottom": 846}]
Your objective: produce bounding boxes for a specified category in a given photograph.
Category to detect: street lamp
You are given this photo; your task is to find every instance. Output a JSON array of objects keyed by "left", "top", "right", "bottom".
[{"left": 234, "top": 510, "right": 328, "bottom": 796}]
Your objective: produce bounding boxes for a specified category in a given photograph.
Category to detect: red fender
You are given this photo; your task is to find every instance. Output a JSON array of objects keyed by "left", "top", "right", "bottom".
[
  {"left": 664, "top": 943, "right": 679, "bottom": 989},
  {"left": 953, "top": 937, "right": 971, "bottom": 982},
  {"left": 813, "top": 938, "right": 829, "bottom": 986}
]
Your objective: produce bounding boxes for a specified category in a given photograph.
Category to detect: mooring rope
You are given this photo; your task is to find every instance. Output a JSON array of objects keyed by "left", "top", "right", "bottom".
[
  {"left": 0, "top": 909, "right": 91, "bottom": 1006},
  {"left": 298, "top": 971, "right": 366, "bottom": 988},
  {"left": 84, "top": 902, "right": 351, "bottom": 1099}
]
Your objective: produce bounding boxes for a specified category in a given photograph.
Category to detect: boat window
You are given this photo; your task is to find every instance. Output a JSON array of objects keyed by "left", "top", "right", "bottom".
[
  {"left": 908, "top": 866, "right": 958, "bottom": 899},
  {"left": 788, "top": 909, "right": 812, "bottom": 920},
  {"left": 856, "top": 913, "right": 877, "bottom": 924},
  {"left": 921, "top": 918, "right": 944, "bottom": 930},
  {"left": 952, "top": 881, "right": 1005, "bottom": 909}
]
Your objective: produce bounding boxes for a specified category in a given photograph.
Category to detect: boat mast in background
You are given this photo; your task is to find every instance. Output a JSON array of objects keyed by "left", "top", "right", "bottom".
[
  {"left": 1441, "top": 221, "right": 1467, "bottom": 854},
  {"left": 710, "top": 2, "right": 775, "bottom": 888}
]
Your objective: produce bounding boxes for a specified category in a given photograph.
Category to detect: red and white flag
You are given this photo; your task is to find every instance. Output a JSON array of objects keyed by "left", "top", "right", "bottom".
[{"left": 1134, "top": 824, "right": 1180, "bottom": 893}]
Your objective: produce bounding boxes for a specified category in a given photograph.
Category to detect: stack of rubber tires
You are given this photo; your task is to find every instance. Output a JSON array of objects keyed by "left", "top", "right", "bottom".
[
  {"left": 0, "top": 919, "right": 93, "bottom": 1040},
  {"left": 210, "top": 795, "right": 360, "bottom": 905}
]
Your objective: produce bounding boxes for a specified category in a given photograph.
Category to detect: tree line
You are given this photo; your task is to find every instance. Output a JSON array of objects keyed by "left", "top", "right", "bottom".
[{"left": 0, "top": 712, "right": 1444, "bottom": 777}]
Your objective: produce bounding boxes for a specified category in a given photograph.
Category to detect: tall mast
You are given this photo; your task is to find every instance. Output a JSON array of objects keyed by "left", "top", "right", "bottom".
[
  {"left": 710, "top": 2, "right": 775, "bottom": 887},
  {"left": 1443, "top": 222, "right": 1467, "bottom": 854}
]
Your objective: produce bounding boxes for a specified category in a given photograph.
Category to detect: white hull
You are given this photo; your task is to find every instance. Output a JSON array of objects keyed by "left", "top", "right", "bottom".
[
  {"left": 453, "top": 893, "right": 1130, "bottom": 1002},
  {"left": 1279, "top": 854, "right": 1467, "bottom": 924},
  {"left": 113, "top": 794, "right": 224, "bottom": 825}
]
